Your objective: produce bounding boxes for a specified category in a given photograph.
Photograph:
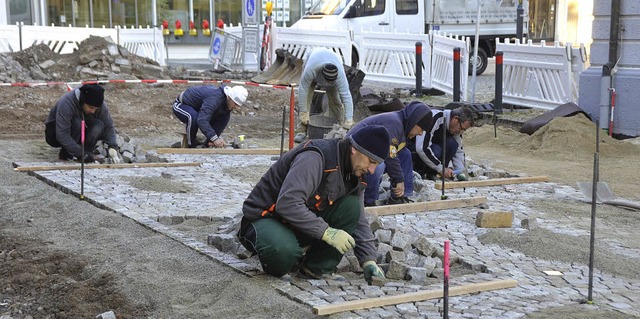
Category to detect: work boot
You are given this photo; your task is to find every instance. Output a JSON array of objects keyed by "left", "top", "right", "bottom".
[
  {"left": 294, "top": 132, "right": 307, "bottom": 143},
  {"left": 383, "top": 196, "right": 413, "bottom": 206},
  {"left": 58, "top": 148, "right": 74, "bottom": 161},
  {"left": 294, "top": 119, "right": 308, "bottom": 143},
  {"left": 364, "top": 201, "right": 377, "bottom": 207}
]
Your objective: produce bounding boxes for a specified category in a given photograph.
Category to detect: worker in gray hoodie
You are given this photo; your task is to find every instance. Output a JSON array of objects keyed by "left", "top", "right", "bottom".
[
  {"left": 45, "top": 84, "right": 118, "bottom": 163},
  {"left": 295, "top": 47, "right": 354, "bottom": 143},
  {"left": 239, "top": 125, "right": 389, "bottom": 283}
]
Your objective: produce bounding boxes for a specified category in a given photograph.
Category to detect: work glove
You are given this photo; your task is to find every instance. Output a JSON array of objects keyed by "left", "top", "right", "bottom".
[
  {"left": 321, "top": 227, "right": 355, "bottom": 254},
  {"left": 299, "top": 111, "right": 310, "bottom": 125},
  {"left": 363, "top": 260, "right": 386, "bottom": 285},
  {"left": 107, "top": 147, "right": 123, "bottom": 164},
  {"left": 79, "top": 153, "right": 95, "bottom": 163},
  {"left": 343, "top": 118, "right": 354, "bottom": 129}
]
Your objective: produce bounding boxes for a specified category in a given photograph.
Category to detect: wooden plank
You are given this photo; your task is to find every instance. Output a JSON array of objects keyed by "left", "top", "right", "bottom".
[
  {"left": 365, "top": 196, "right": 487, "bottom": 216},
  {"left": 313, "top": 279, "right": 517, "bottom": 315},
  {"left": 434, "top": 176, "right": 549, "bottom": 190},
  {"left": 156, "top": 148, "right": 283, "bottom": 155},
  {"left": 14, "top": 162, "right": 202, "bottom": 172}
]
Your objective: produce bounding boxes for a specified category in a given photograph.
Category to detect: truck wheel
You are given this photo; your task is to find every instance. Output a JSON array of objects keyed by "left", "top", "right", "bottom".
[{"left": 468, "top": 48, "right": 488, "bottom": 76}]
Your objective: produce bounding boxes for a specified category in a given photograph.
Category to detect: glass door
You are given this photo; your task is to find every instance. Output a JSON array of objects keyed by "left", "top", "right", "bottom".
[{"left": 529, "top": 0, "right": 556, "bottom": 41}]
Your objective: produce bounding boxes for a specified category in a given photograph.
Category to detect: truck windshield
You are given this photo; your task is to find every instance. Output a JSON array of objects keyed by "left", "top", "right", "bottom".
[{"left": 307, "top": 0, "right": 348, "bottom": 15}]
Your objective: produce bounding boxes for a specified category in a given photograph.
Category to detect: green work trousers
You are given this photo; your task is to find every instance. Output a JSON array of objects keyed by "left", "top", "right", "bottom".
[{"left": 238, "top": 195, "right": 361, "bottom": 277}]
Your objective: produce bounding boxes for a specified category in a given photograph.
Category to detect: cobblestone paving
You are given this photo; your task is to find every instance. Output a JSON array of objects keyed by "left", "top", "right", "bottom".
[{"left": 14, "top": 151, "right": 640, "bottom": 318}]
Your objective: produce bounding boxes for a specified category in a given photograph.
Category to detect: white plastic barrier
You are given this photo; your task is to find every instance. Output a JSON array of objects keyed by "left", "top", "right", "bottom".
[
  {"left": 0, "top": 25, "right": 20, "bottom": 52},
  {"left": 430, "top": 32, "right": 469, "bottom": 101},
  {"left": 497, "top": 38, "right": 578, "bottom": 110},
  {"left": 118, "top": 26, "right": 166, "bottom": 66},
  {"left": 358, "top": 31, "right": 430, "bottom": 88},
  {"left": 0, "top": 25, "right": 166, "bottom": 65},
  {"left": 272, "top": 27, "right": 351, "bottom": 64},
  {"left": 272, "top": 27, "right": 468, "bottom": 95}
]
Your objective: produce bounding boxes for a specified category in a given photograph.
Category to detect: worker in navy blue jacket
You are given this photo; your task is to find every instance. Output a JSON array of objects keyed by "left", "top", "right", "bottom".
[
  {"left": 346, "top": 101, "right": 433, "bottom": 206},
  {"left": 410, "top": 106, "right": 474, "bottom": 180},
  {"left": 172, "top": 85, "right": 248, "bottom": 148}
]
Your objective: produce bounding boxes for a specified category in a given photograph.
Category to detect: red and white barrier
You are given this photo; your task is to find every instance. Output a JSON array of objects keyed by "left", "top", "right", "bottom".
[{"left": 0, "top": 78, "right": 290, "bottom": 91}]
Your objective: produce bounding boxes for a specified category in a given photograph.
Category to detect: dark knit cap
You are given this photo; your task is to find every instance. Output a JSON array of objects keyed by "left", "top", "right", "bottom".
[
  {"left": 322, "top": 64, "right": 338, "bottom": 82},
  {"left": 79, "top": 84, "right": 105, "bottom": 107},
  {"left": 348, "top": 125, "right": 390, "bottom": 164},
  {"left": 416, "top": 112, "right": 433, "bottom": 130}
]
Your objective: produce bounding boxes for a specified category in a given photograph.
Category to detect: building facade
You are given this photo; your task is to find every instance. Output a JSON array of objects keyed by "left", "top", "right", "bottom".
[
  {"left": 579, "top": 0, "right": 639, "bottom": 137},
  {"left": 2, "top": 1, "right": 589, "bottom": 45},
  {"left": 1, "top": 0, "right": 304, "bottom": 29}
]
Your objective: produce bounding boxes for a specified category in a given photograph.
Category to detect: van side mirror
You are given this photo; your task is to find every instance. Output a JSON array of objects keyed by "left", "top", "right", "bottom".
[{"left": 345, "top": 5, "right": 357, "bottom": 18}]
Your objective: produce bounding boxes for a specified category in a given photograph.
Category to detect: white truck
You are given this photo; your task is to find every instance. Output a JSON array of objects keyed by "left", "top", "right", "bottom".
[{"left": 291, "top": 0, "right": 528, "bottom": 75}]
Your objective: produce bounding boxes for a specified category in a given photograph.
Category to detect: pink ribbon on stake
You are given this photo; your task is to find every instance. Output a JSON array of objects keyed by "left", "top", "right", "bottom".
[{"left": 81, "top": 120, "right": 85, "bottom": 144}]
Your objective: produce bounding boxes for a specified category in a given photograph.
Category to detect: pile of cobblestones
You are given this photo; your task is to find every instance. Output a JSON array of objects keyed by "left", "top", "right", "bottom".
[{"left": 1, "top": 36, "right": 169, "bottom": 83}]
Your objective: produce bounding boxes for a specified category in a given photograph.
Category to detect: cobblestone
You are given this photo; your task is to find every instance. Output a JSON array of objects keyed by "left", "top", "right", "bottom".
[{"left": 13, "top": 149, "right": 640, "bottom": 318}]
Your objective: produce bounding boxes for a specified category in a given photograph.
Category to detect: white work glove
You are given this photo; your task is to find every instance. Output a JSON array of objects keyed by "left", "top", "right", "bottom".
[
  {"left": 299, "top": 111, "right": 310, "bottom": 125},
  {"left": 343, "top": 119, "right": 354, "bottom": 129},
  {"left": 107, "top": 147, "right": 123, "bottom": 164},
  {"left": 321, "top": 227, "right": 355, "bottom": 254}
]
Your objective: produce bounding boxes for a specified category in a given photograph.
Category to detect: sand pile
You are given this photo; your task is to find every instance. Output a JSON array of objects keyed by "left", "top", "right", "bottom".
[{"left": 466, "top": 113, "right": 639, "bottom": 159}]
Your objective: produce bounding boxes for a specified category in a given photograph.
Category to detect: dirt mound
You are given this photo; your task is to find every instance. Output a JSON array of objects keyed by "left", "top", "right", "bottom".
[{"left": 10, "top": 43, "right": 60, "bottom": 69}]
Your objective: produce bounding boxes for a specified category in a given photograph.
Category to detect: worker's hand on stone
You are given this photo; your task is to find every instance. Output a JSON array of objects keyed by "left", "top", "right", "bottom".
[
  {"left": 107, "top": 147, "right": 123, "bottom": 164},
  {"left": 321, "top": 227, "right": 355, "bottom": 254},
  {"left": 343, "top": 118, "right": 354, "bottom": 129},
  {"left": 79, "top": 153, "right": 95, "bottom": 164},
  {"left": 391, "top": 182, "right": 404, "bottom": 198},
  {"left": 443, "top": 168, "right": 455, "bottom": 180},
  {"left": 363, "top": 260, "right": 385, "bottom": 285},
  {"left": 208, "top": 138, "right": 226, "bottom": 148}
]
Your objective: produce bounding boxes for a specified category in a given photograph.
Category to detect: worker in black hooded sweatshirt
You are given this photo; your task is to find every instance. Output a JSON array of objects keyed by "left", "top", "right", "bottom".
[{"left": 45, "top": 84, "right": 118, "bottom": 163}]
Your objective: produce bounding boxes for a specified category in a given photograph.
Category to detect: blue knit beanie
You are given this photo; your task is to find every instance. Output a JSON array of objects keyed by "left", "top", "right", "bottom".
[{"left": 349, "top": 125, "right": 390, "bottom": 163}]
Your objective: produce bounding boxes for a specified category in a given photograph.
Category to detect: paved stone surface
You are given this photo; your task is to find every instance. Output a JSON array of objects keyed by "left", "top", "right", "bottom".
[{"left": 13, "top": 150, "right": 640, "bottom": 318}]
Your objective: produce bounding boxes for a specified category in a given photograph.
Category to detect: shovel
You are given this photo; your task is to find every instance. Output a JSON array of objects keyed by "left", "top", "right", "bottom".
[{"left": 577, "top": 181, "right": 640, "bottom": 210}]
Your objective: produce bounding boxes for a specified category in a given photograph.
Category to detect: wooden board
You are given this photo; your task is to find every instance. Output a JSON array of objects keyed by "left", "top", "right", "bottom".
[
  {"left": 365, "top": 196, "right": 487, "bottom": 216},
  {"left": 156, "top": 148, "right": 283, "bottom": 155},
  {"left": 313, "top": 279, "right": 517, "bottom": 315},
  {"left": 434, "top": 176, "right": 549, "bottom": 189},
  {"left": 14, "top": 162, "right": 202, "bottom": 172}
]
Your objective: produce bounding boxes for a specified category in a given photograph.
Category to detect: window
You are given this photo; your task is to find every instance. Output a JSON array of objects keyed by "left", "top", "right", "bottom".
[
  {"left": 363, "top": 0, "right": 385, "bottom": 17},
  {"left": 9, "top": 0, "right": 32, "bottom": 24},
  {"left": 396, "top": 0, "right": 418, "bottom": 15}
]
